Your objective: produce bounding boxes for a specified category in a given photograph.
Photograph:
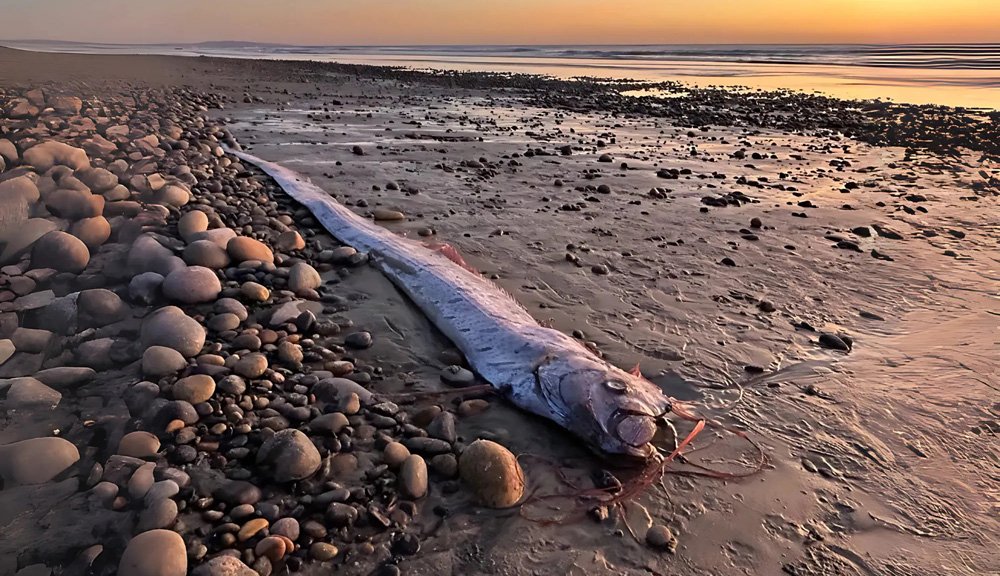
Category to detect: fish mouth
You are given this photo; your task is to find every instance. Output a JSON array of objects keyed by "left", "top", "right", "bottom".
[{"left": 611, "top": 410, "right": 658, "bottom": 449}]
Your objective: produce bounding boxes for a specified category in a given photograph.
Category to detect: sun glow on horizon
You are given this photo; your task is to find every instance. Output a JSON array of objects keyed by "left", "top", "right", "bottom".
[{"left": 1, "top": 0, "right": 998, "bottom": 45}]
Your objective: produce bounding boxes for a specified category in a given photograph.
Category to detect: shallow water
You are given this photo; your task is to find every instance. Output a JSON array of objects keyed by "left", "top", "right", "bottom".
[{"left": 5, "top": 41, "right": 1000, "bottom": 109}]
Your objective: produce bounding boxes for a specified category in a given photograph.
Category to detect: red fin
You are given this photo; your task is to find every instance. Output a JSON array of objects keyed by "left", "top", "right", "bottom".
[
  {"left": 425, "top": 242, "right": 479, "bottom": 275},
  {"left": 629, "top": 363, "right": 642, "bottom": 377}
]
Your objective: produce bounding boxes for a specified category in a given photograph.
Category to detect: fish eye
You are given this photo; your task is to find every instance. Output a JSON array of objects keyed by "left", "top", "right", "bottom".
[{"left": 604, "top": 380, "right": 629, "bottom": 394}]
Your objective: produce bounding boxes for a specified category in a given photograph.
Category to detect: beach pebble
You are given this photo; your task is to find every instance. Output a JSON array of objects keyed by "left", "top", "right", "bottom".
[
  {"left": 344, "top": 331, "right": 372, "bottom": 349},
  {"left": 309, "top": 543, "right": 339, "bottom": 562},
  {"left": 276, "top": 230, "right": 305, "bottom": 251},
  {"left": 162, "top": 266, "right": 222, "bottom": 304},
  {"left": 118, "top": 530, "right": 186, "bottom": 576},
  {"left": 400, "top": 455, "right": 428, "bottom": 499},
  {"left": 240, "top": 281, "right": 270, "bottom": 302},
  {"left": 234, "top": 353, "right": 268, "bottom": 378},
  {"left": 646, "top": 525, "right": 677, "bottom": 552},
  {"left": 137, "top": 498, "right": 178, "bottom": 532},
  {"left": 70, "top": 216, "right": 111, "bottom": 249},
  {"left": 191, "top": 556, "right": 256, "bottom": 576},
  {"left": 310, "top": 412, "right": 349, "bottom": 435},
  {"left": 227, "top": 236, "right": 274, "bottom": 263},
  {"left": 173, "top": 374, "right": 216, "bottom": 404},
  {"left": 140, "top": 306, "right": 206, "bottom": 357},
  {"left": 256, "top": 429, "right": 321, "bottom": 482},
  {"left": 0, "top": 175, "right": 40, "bottom": 204},
  {"left": 288, "top": 262, "right": 322, "bottom": 294},
  {"left": 177, "top": 210, "right": 209, "bottom": 241},
  {"left": 0, "top": 437, "right": 79, "bottom": 485},
  {"left": 129, "top": 462, "right": 156, "bottom": 499},
  {"left": 31, "top": 231, "right": 89, "bottom": 273},
  {"left": 142, "top": 346, "right": 187, "bottom": 377},
  {"left": 373, "top": 208, "right": 405, "bottom": 221},
  {"left": 270, "top": 517, "right": 300, "bottom": 540},
  {"left": 118, "top": 431, "right": 161, "bottom": 458},
  {"left": 183, "top": 240, "right": 231, "bottom": 268},
  {"left": 382, "top": 442, "right": 410, "bottom": 468},
  {"left": 213, "top": 480, "right": 262, "bottom": 505},
  {"left": 76, "top": 166, "right": 117, "bottom": 192},
  {"left": 238, "top": 517, "right": 269, "bottom": 541},
  {"left": 45, "top": 188, "right": 104, "bottom": 220},
  {"left": 459, "top": 439, "right": 524, "bottom": 508}
]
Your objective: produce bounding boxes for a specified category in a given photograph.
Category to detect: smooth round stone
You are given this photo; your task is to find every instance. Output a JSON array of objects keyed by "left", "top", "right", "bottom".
[
  {"left": 255, "top": 536, "right": 287, "bottom": 562},
  {"left": 0, "top": 437, "right": 79, "bottom": 485},
  {"left": 76, "top": 166, "right": 118, "bottom": 192},
  {"left": 137, "top": 497, "right": 178, "bottom": 532},
  {"left": 276, "top": 341, "right": 303, "bottom": 364},
  {"left": 118, "top": 431, "right": 160, "bottom": 458},
  {"left": 373, "top": 208, "right": 405, "bottom": 221},
  {"left": 140, "top": 306, "right": 206, "bottom": 357},
  {"left": 70, "top": 216, "right": 111, "bottom": 250},
  {"left": 270, "top": 517, "right": 300, "bottom": 541},
  {"left": 191, "top": 556, "right": 255, "bottom": 576},
  {"left": 309, "top": 542, "right": 339, "bottom": 561},
  {"left": 227, "top": 237, "right": 274, "bottom": 263},
  {"left": 213, "top": 480, "right": 261, "bottom": 505},
  {"left": 151, "top": 184, "right": 190, "bottom": 208},
  {"left": 399, "top": 455, "right": 428, "bottom": 499},
  {"left": 233, "top": 353, "right": 268, "bottom": 378},
  {"left": 45, "top": 188, "right": 104, "bottom": 220},
  {"left": 142, "top": 346, "right": 187, "bottom": 378},
  {"left": 0, "top": 175, "right": 40, "bottom": 204},
  {"left": 183, "top": 240, "right": 230, "bottom": 268},
  {"left": 214, "top": 298, "right": 248, "bottom": 321},
  {"left": 344, "top": 331, "right": 372, "bottom": 349},
  {"left": 458, "top": 399, "right": 490, "bottom": 416},
  {"left": 275, "top": 231, "right": 305, "bottom": 252},
  {"left": 238, "top": 517, "right": 269, "bottom": 542},
  {"left": 173, "top": 374, "right": 216, "bottom": 405},
  {"left": 382, "top": 442, "right": 410, "bottom": 468},
  {"left": 256, "top": 429, "right": 321, "bottom": 482},
  {"left": 118, "top": 530, "right": 186, "bottom": 576},
  {"left": 177, "top": 210, "right": 209, "bottom": 241},
  {"left": 458, "top": 440, "right": 525, "bottom": 508},
  {"left": 162, "top": 266, "right": 222, "bottom": 304},
  {"left": 144, "top": 479, "right": 179, "bottom": 502},
  {"left": 31, "top": 231, "right": 89, "bottom": 273},
  {"left": 5, "top": 377, "right": 61, "bottom": 409},
  {"left": 207, "top": 313, "right": 240, "bottom": 332},
  {"left": 78, "top": 288, "right": 126, "bottom": 325},
  {"left": 287, "top": 262, "right": 321, "bottom": 294},
  {"left": 431, "top": 454, "right": 459, "bottom": 478},
  {"left": 309, "top": 412, "right": 349, "bottom": 435},
  {"left": 128, "top": 462, "right": 156, "bottom": 499},
  {"left": 240, "top": 282, "right": 270, "bottom": 302},
  {"left": 23, "top": 141, "right": 89, "bottom": 173}
]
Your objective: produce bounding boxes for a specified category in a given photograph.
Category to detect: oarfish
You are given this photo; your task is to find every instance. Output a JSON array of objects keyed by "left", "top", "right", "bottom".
[{"left": 227, "top": 147, "right": 673, "bottom": 458}]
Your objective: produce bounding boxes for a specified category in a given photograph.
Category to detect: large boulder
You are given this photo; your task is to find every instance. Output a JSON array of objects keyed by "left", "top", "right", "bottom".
[
  {"left": 140, "top": 306, "right": 206, "bottom": 357},
  {"left": 182, "top": 240, "right": 230, "bottom": 268},
  {"left": 1, "top": 218, "right": 57, "bottom": 265},
  {"left": 0, "top": 437, "right": 80, "bottom": 485},
  {"left": 118, "top": 530, "right": 186, "bottom": 576},
  {"left": 227, "top": 236, "right": 273, "bottom": 264},
  {"left": 4, "top": 377, "right": 61, "bottom": 409},
  {"left": 44, "top": 188, "right": 104, "bottom": 220},
  {"left": 31, "top": 231, "right": 89, "bottom": 273},
  {"left": 70, "top": 216, "right": 111, "bottom": 250},
  {"left": 22, "top": 141, "right": 89, "bottom": 172},
  {"left": 161, "top": 266, "right": 222, "bottom": 304}
]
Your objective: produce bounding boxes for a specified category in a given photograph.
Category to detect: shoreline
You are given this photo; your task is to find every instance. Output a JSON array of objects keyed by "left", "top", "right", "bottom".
[{"left": 0, "top": 47, "right": 997, "bottom": 576}]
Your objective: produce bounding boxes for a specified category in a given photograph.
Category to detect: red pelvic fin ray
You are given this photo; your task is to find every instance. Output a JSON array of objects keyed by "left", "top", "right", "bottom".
[{"left": 425, "top": 241, "right": 479, "bottom": 274}]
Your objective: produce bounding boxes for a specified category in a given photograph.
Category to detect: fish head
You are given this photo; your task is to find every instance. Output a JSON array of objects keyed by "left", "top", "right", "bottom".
[{"left": 536, "top": 351, "right": 672, "bottom": 459}]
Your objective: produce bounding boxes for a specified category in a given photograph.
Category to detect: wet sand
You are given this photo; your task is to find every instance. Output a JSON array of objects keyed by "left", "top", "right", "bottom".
[{"left": 0, "top": 47, "right": 997, "bottom": 576}]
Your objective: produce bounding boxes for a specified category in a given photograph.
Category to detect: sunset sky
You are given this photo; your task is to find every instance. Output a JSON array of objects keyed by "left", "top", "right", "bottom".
[{"left": 2, "top": 0, "right": 998, "bottom": 45}]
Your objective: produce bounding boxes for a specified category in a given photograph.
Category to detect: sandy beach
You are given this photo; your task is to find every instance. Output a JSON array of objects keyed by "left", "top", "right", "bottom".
[{"left": 0, "top": 47, "right": 996, "bottom": 576}]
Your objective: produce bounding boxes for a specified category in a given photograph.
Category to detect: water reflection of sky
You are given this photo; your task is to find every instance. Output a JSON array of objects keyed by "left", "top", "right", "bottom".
[{"left": 6, "top": 42, "right": 999, "bottom": 109}]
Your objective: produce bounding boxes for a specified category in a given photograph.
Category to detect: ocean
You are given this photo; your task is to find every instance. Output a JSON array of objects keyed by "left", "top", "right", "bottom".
[{"left": 4, "top": 41, "right": 999, "bottom": 109}]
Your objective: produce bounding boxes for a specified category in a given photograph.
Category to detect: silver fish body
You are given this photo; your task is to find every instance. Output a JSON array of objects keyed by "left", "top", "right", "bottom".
[{"left": 227, "top": 147, "right": 672, "bottom": 458}]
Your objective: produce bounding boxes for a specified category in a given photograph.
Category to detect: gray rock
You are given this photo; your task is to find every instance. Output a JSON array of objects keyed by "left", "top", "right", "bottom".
[
  {"left": 118, "top": 530, "right": 186, "bottom": 576},
  {"left": 0, "top": 437, "right": 80, "bottom": 485},
  {"left": 162, "top": 266, "right": 222, "bottom": 304},
  {"left": 140, "top": 306, "right": 206, "bottom": 357},
  {"left": 142, "top": 346, "right": 187, "bottom": 378},
  {"left": 136, "top": 498, "right": 177, "bottom": 532},
  {"left": 256, "top": 429, "right": 321, "bottom": 482},
  {"left": 129, "top": 272, "right": 164, "bottom": 305},
  {"left": 4, "top": 377, "right": 61, "bottom": 409},
  {"left": 31, "top": 231, "right": 89, "bottom": 273}
]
